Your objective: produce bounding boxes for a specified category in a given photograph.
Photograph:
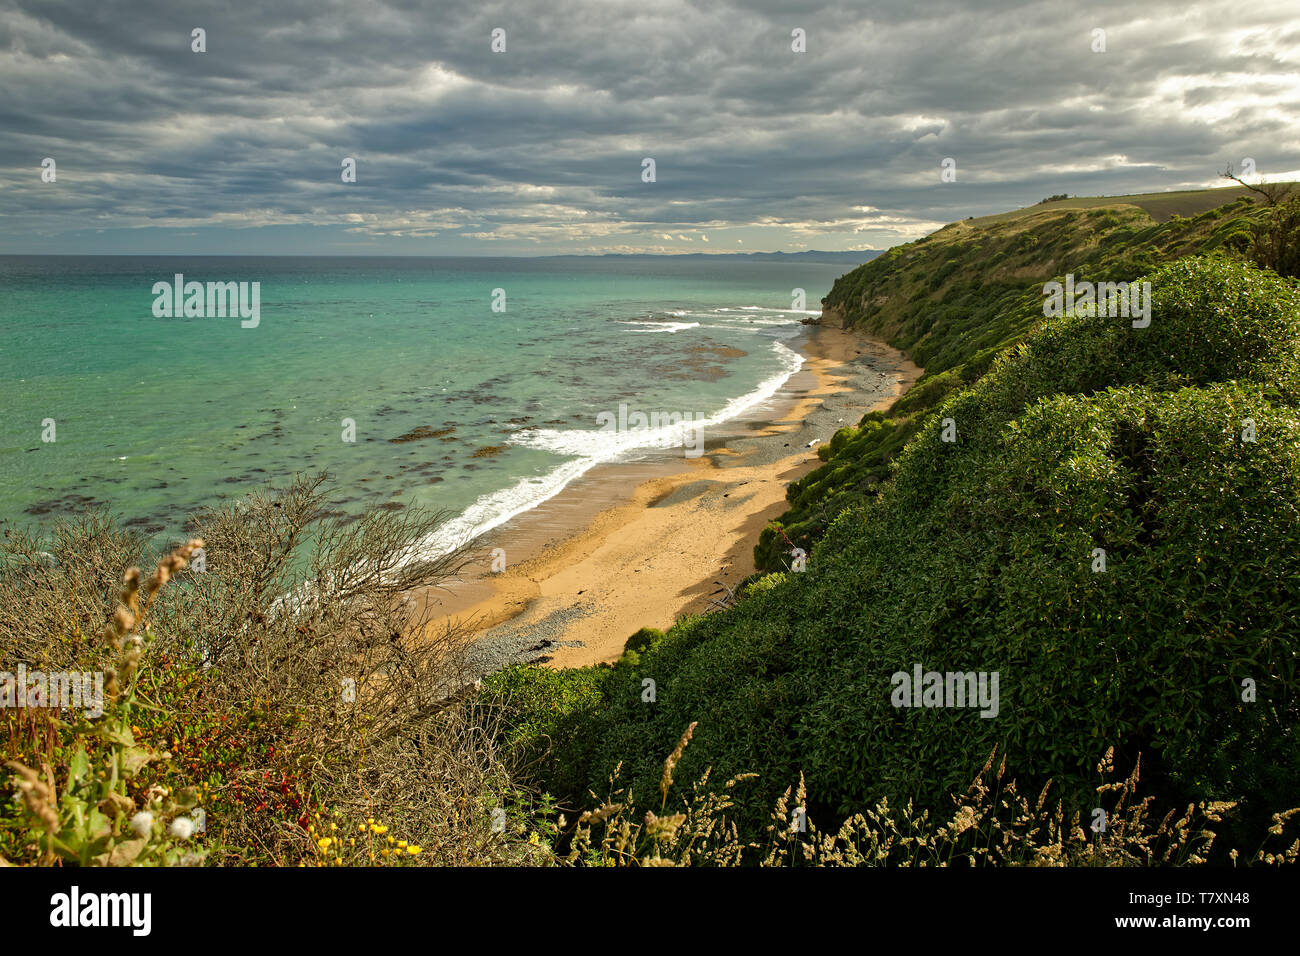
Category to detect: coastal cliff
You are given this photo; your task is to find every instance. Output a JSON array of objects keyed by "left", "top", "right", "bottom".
[{"left": 815, "top": 302, "right": 849, "bottom": 328}]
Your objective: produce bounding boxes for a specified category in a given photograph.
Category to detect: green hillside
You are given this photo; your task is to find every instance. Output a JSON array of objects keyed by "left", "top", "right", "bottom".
[
  {"left": 753, "top": 190, "right": 1273, "bottom": 571},
  {"left": 486, "top": 187, "right": 1300, "bottom": 857}
]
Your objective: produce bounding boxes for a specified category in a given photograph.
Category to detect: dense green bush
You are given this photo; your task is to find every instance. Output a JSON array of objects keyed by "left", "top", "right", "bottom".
[
  {"left": 564, "top": 257, "right": 1300, "bottom": 849},
  {"left": 756, "top": 202, "right": 1280, "bottom": 574},
  {"left": 478, "top": 663, "right": 615, "bottom": 806},
  {"left": 892, "top": 258, "right": 1300, "bottom": 508}
]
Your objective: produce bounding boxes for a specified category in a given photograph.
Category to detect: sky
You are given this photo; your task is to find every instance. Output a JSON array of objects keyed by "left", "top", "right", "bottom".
[{"left": 2, "top": 0, "right": 1298, "bottom": 256}]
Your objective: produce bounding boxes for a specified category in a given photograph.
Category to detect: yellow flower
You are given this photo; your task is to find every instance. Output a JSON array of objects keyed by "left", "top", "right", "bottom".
[
  {"left": 380, "top": 849, "right": 390, "bottom": 857},
  {"left": 397, "top": 840, "right": 407, "bottom": 848},
  {"left": 407, "top": 846, "right": 422, "bottom": 855},
  {"left": 317, "top": 838, "right": 333, "bottom": 849},
  {"left": 529, "top": 832, "right": 540, "bottom": 846}
]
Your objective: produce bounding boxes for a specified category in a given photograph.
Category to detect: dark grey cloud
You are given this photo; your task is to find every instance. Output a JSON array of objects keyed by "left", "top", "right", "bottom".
[{"left": 1, "top": 0, "right": 1297, "bottom": 253}]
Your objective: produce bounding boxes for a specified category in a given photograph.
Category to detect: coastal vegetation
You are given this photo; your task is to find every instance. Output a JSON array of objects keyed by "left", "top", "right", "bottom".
[
  {"left": 6, "top": 186, "right": 1300, "bottom": 866},
  {"left": 487, "top": 186, "right": 1300, "bottom": 863},
  {"left": 1, "top": 477, "right": 550, "bottom": 866}
]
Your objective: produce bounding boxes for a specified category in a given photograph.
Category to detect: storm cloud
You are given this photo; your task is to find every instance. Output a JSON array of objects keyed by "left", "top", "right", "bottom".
[{"left": 2, "top": 0, "right": 1298, "bottom": 253}]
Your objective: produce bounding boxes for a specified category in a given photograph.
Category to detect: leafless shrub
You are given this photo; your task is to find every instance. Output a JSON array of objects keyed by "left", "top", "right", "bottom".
[
  {"left": 1220, "top": 164, "right": 1300, "bottom": 279},
  {"left": 0, "top": 473, "right": 538, "bottom": 865}
]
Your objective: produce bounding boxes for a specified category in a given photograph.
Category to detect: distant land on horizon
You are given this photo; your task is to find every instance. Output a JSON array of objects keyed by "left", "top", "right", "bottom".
[
  {"left": 550, "top": 250, "right": 885, "bottom": 263},
  {"left": 1, "top": 249, "right": 887, "bottom": 263}
]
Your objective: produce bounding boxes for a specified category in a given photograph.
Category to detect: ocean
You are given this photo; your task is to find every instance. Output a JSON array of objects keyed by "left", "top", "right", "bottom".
[{"left": 0, "top": 255, "right": 850, "bottom": 556}]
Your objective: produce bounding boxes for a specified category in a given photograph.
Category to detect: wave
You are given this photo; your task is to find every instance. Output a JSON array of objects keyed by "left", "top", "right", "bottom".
[
  {"left": 405, "top": 455, "right": 603, "bottom": 561},
  {"left": 709, "top": 316, "right": 805, "bottom": 329},
  {"left": 713, "top": 306, "right": 820, "bottom": 315},
  {"left": 619, "top": 320, "right": 701, "bottom": 333}
]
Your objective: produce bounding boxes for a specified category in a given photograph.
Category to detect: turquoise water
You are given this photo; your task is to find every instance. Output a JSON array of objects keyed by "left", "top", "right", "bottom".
[{"left": 0, "top": 255, "right": 847, "bottom": 553}]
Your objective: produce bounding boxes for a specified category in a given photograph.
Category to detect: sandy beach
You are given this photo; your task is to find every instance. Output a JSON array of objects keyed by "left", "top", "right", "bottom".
[{"left": 411, "top": 322, "right": 921, "bottom": 673}]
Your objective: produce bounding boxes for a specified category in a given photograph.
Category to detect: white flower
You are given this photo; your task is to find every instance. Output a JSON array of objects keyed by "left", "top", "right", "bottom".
[
  {"left": 168, "top": 817, "right": 194, "bottom": 840},
  {"left": 129, "top": 811, "right": 154, "bottom": 837}
]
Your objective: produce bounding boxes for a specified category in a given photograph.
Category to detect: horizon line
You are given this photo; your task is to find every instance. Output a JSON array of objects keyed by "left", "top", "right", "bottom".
[{"left": 0, "top": 249, "right": 887, "bottom": 259}]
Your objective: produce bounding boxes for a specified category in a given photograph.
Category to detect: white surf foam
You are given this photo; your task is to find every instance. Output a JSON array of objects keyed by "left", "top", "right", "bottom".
[
  {"left": 619, "top": 320, "right": 701, "bottom": 333},
  {"left": 403, "top": 454, "right": 603, "bottom": 562},
  {"left": 712, "top": 305, "right": 818, "bottom": 315},
  {"left": 403, "top": 339, "right": 805, "bottom": 561}
]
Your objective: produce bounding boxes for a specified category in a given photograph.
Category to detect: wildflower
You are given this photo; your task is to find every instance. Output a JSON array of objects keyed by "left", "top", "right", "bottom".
[
  {"left": 169, "top": 817, "right": 195, "bottom": 840},
  {"left": 318, "top": 837, "right": 333, "bottom": 850},
  {"left": 130, "top": 811, "right": 154, "bottom": 837},
  {"left": 407, "top": 846, "right": 422, "bottom": 855}
]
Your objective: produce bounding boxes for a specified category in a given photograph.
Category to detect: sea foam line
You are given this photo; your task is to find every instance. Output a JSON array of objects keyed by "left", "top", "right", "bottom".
[
  {"left": 401, "top": 340, "right": 805, "bottom": 563},
  {"left": 618, "top": 320, "right": 701, "bottom": 333}
]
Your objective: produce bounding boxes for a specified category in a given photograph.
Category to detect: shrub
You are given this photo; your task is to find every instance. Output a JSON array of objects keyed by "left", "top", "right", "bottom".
[
  {"left": 0, "top": 475, "right": 546, "bottom": 866},
  {"left": 1251, "top": 192, "right": 1300, "bottom": 279},
  {"left": 892, "top": 257, "right": 1300, "bottom": 507},
  {"left": 478, "top": 663, "right": 614, "bottom": 808},
  {"left": 4, "top": 541, "right": 209, "bottom": 866}
]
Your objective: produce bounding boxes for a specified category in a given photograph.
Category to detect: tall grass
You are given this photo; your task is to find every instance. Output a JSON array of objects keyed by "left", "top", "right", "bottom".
[{"left": 565, "top": 724, "right": 1300, "bottom": 867}]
